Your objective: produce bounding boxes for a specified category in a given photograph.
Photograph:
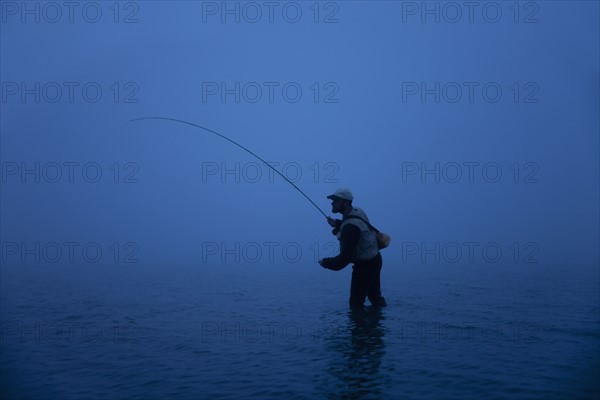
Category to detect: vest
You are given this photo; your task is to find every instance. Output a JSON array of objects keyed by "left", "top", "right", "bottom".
[{"left": 337, "top": 207, "right": 379, "bottom": 263}]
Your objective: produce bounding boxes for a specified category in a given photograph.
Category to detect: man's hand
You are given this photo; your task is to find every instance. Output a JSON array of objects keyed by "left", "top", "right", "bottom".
[
  {"left": 318, "top": 259, "right": 327, "bottom": 268},
  {"left": 326, "top": 216, "right": 337, "bottom": 227}
]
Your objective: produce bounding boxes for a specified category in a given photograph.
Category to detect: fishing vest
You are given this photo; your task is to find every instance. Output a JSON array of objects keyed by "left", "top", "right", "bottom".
[{"left": 337, "top": 208, "right": 379, "bottom": 263}]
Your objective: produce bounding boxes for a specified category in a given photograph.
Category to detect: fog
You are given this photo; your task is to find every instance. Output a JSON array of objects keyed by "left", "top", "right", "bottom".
[{"left": 1, "top": 1, "right": 598, "bottom": 271}]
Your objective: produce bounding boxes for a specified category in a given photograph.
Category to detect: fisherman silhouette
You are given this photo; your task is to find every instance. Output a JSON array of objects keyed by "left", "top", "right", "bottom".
[{"left": 319, "top": 188, "right": 387, "bottom": 308}]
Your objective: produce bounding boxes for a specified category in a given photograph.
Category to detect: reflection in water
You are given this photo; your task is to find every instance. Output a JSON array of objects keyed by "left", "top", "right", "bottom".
[{"left": 321, "top": 307, "right": 388, "bottom": 400}]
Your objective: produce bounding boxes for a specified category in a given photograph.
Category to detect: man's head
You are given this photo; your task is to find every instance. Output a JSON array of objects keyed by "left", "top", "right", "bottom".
[{"left": 327, "top": 188, "right": 353, "bottom": 214}]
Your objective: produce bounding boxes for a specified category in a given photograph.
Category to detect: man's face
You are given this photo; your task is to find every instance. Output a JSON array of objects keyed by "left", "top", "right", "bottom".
[{"left": 331, "top": 197, "right": 344, "bottom": 213}]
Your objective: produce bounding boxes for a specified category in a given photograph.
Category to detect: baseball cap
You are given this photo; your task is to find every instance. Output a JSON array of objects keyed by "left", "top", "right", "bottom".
[{"left": 327, "top": 188, "right": 354, "bottom": 201}]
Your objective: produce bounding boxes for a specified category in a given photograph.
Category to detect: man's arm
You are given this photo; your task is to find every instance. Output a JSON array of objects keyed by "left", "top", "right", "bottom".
[
  {"left": 327, "top": 217, "right": 342, "bottom": 235},
  {"left": 321, "top": 224, "right": 360, "bottom": 271}
]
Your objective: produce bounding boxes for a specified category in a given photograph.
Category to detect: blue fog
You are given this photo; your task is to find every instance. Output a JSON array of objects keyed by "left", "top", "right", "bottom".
[{"left": 1, "top": 1, "right": 599, "bottom": 399}]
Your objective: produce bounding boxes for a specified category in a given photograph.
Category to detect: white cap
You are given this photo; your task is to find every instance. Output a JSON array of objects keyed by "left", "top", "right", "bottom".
[{"left": 327, "top": 188, "right": 354, "bottom": 201}]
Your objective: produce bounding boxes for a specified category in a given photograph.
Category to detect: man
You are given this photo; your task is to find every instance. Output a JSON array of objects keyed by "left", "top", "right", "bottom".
[{"left": 318, "top": 188, "right": 387, "bottom": 308}]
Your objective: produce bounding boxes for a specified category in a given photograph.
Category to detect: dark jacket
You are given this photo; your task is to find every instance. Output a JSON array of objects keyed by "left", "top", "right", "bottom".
[{"left": 321, "top": 222, "right": 361, "bottom": 271}]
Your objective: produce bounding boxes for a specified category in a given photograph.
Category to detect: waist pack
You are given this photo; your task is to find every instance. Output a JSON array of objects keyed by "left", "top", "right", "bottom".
[{"left": 343, "top": 216, "right": 391, "bottom": 250}]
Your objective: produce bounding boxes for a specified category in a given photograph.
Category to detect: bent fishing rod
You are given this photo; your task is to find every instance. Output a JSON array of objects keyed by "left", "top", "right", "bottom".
[{"left": 130, "top": 117, "right": 329, "bottom": 219}]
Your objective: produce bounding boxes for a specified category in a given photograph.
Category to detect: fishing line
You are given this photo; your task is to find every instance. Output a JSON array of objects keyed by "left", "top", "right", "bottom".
[{"left": 130, "top": 116, "right": 329, "bottom": 218}]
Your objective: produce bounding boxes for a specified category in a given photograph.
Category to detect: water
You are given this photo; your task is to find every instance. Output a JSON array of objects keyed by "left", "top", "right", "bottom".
[{"left": 1, "top": 262, "right": 598, "bottom": 399}]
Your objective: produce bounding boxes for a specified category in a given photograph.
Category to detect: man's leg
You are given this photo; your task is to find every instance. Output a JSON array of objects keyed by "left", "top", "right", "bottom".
[
  {"left": 367, "top": 253, "right": 387, "bottom": 307},
  {"left": 349, "top": 265, "right": 370, "bottom": 308}
]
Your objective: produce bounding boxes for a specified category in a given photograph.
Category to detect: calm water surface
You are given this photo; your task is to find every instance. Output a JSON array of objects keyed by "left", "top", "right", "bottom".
[{"left": 1, "top": 262, "right": 598, "bottom": 399}]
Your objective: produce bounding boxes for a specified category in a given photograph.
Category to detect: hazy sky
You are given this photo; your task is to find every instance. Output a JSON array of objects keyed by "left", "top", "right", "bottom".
[{"left": 1, "top": 1, "right": 598, "bottom": 271}]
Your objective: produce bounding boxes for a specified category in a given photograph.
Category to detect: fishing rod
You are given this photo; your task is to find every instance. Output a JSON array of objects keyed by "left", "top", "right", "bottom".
[{"left": 130, "top": 116, "right": 329, "bottom": 218}]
